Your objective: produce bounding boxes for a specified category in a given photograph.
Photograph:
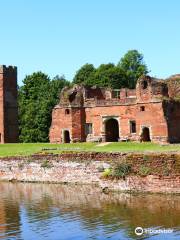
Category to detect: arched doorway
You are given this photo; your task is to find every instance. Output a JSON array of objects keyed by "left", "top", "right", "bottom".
[
  {"left": 105, "top": 118, "right": 119, "bottom": 142},
  {"left": 63, "top": 130, "right": 70, "bottom": 143},
  {"left": 141, "top": 127, "right": 151, "bottom": 142}
]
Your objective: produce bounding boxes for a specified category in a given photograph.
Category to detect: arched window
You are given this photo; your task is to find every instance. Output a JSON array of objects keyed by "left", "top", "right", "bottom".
[
  {"left": 140, "top": 106, "right": 145, "bottom": 111},
  {"left": 141, "top": 127, "right": 151, "bottom": 142},
  {"left": 142, "top": 81, "right": 148, "bottom": 89},
  {"left": 105, "top": 118, "right": 119, "bottom": 142},
  {"left": 63, "top": 130, "right": 70, "bottom": 143},
  {"left": 65, "top": 109, "right": 70, "bottom": 114},
  {"left": 130, "top": 121, "right": 136, "bottom": 133},
  {"left": 85, "top": 123, "right": 92, "bottom": 135}
]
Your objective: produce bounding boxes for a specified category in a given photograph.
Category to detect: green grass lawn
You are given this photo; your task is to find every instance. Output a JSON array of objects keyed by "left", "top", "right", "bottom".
[{"left": 0, "top": 142, "right": 179, "bottom": 157}]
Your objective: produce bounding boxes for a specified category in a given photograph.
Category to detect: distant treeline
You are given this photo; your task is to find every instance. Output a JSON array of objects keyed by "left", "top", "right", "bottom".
[{"left": 18, "top": 50, "right": 148, "bottom": 142}]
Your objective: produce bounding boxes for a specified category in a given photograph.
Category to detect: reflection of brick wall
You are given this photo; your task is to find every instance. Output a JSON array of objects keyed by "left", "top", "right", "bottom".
[
  {"left": 0, "top": 65, "right": 18, "bottom": 143},
  {"left": 0, "top": 201, "right": 6, "bottom": 234}
]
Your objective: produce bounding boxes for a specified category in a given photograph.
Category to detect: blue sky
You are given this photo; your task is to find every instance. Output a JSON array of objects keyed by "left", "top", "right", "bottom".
[{"left": 1, "top": 0, "right": 180, "bottom": 85}]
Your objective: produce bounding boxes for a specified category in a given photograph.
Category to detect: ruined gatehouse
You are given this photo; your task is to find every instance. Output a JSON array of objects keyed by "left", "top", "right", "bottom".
[{"left": 49, "top": 75, "right": 180, "bottom": 144}]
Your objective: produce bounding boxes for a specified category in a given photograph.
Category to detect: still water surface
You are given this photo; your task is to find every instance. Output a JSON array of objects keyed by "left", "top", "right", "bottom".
[{"left": 0, "top": 182, "right": 179, "bottom": 240}]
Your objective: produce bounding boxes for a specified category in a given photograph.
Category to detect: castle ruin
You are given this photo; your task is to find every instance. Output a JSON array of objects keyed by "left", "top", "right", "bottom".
[
  {"left": 0, "top": 65, "right": 18, "bottom": 143},
  {"left": 49, "top": 75, "right": 180, "bottom": 144}
]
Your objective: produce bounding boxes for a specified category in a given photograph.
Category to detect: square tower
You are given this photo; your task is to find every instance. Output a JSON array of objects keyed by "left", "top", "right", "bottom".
[{"left": 0, "top": 65, "right": 18, "bottom": 143}]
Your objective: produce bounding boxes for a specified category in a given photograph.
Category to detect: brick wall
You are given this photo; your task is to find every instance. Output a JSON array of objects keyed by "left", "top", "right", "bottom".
[
  {"left": 49, "top": 107, "right": 73, "bottom": 143},
  {"left": 0, "top": 152, "right": 179, "bottom": 194},
  {"left": 0, "top": 65, "right": 18, "bottom": 143},
  {"left": 49, "top": 75, "right": 179, "bottom": 144},
  {"left": 163, "top": 101, "right": 180, "bottom": 143},
  {"left": 0, "top": 67, "right": 4, "bottom": 143},
  {"left": 85, "top": 102, "right": 168, "bottom": 142}
]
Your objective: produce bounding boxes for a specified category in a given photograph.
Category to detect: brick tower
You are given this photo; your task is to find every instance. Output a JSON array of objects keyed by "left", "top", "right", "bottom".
[{"left": 0, "top": 65, "right": 18, "bottom": 143}]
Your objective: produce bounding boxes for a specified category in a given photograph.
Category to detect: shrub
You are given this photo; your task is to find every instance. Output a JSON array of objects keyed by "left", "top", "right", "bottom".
[
  {"left": 41, "top": 160, "right": 53, "bottom": 168},
  {"left": 27, "top": 159, "right": 34, "bottom": 164},
  {"left": 102, "top": 168, "right": 112, "bottom": 178},
  {"left": 138, "top": 166, "right": 151, "bottom": 176},
  {"left": 163, "top": 167, "right": 170, "bottom": 176},
  {"left": 143, "top": 155, "right": 149, "bottom": 161},
  {"left": 112, "top": 163, "right": 131, "bottom": 178},
  {"left": 18, "top": 163, "right": 24, "bottom": 170}
]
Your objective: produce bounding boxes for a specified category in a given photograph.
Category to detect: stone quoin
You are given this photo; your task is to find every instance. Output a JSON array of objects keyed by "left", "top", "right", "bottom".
[{"left": 49, "top": 75, "right": 180, "bottom": 144}]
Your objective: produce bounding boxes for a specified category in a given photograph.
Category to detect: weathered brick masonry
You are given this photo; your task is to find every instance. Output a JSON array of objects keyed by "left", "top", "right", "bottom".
[
  {"left": 0, "top": 65, "right": 18, "bottom": 143},
  {"left": 50, "top": 75, "right": 180, "bottom": 143},
  {"left": 0, "top": 152, "right": 179, "bottom": 193}
]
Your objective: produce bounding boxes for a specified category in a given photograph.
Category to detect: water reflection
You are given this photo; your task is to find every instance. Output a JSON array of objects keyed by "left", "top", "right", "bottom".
[{"left": 0, "top": 182, "right": 179, "bottom": 239}]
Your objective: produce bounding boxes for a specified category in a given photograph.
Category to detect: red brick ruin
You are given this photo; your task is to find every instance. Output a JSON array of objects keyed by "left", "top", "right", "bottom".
[
  {"left": 0, "top": 65, "right": 18, "bottom": 143},
  {"left": 50, "top": 75, "right": 180, "bottom": 144},
  {"left": 0, "top": 64, "right": 179, "bottom": 145}
]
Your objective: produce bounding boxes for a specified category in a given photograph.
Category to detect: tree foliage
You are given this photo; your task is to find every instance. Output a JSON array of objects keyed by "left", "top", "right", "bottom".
[
  {"left": 73, "top": 50, "right": 148, "bottom": 89},
  {"left": 86, "top": 64, "right": 127, "bottom": 89},
  {"left": 73, "top": 63, "right": 95, "bottom": 84},
  {"left": 117, "top": 50, "right": 148, "bottom": 88},
  {"left": 18, "top": 72, "right": 69, "bottom": 142},
  {"left": 73, "top": 63, "right": 127, "bottom": 89},
  {"left": 50, "top": 75, "right": 70, "bottom": 106},
  {"left": 18, "top": 49, "right": 148, "bottom": 143}
]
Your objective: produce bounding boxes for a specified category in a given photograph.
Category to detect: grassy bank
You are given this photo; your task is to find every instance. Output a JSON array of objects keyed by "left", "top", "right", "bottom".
[{"left": 0, "top": 142, "right": 179, "bottom": 157}]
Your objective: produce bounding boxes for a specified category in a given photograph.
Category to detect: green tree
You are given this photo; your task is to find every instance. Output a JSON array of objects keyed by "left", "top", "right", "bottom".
[
  {"left": 117, "top": 50, "right": 148, "bottom": 88},
  {"left": 18, "top": 72, "right": 69, "bottom": 142},
  {"left": 50, "top": 75, "right": 70, "bottom": 106},
  {"left": 86, "top": 63, "right": 127, "bottom": 89},
  {"left": 73, "top": 50, "right": 148, "bottom": 89},
  {"left": 73, "top": 63, "right": 95, "bottom": 84}
]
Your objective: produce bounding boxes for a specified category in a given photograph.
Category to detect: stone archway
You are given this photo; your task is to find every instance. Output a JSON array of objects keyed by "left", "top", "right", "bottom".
[
  {"left": 63, "top": 130, "right": 71, "bottom": 143},
  {"left": 105, "top": 118, "right": 119, "bottom": 142},
  {"left": 141, "top": 127, "right": 151, "bottom": 142}
]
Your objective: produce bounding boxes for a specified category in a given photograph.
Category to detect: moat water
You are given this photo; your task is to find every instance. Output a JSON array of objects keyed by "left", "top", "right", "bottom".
[{"left": 0, "top": 182, "right": 179, "bottom": 240}]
